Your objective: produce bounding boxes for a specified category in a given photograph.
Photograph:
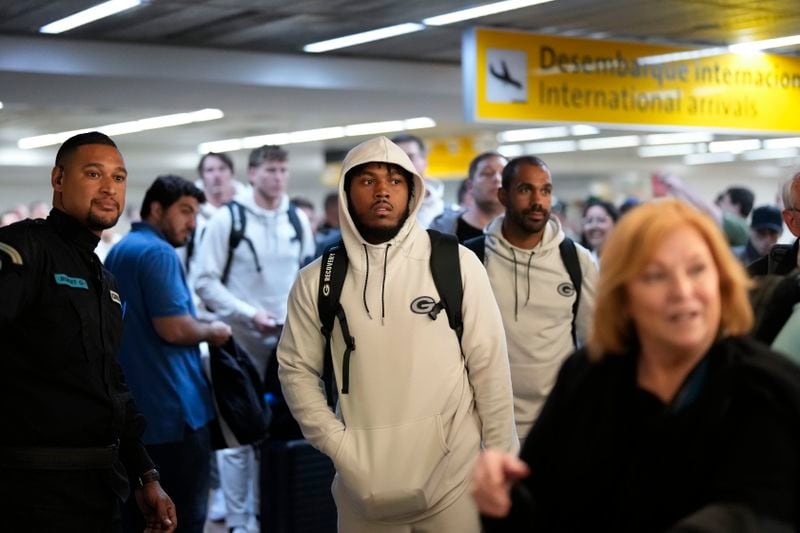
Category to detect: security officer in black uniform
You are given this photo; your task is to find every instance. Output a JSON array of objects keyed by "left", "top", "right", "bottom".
[{"left": 0, "top": 132, "right": 177, "bottom": 532}]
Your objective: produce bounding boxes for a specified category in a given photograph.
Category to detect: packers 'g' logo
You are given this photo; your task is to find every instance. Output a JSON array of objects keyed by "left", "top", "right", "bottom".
[
  {"left": 322, "top": 284, "right": 330, "bottom": 297},
  {"left": 557, "top": 282, "right": 575, "bottom": 297},
  {"left": 410, "top": 296, "right": 437, "bottom": 314}
]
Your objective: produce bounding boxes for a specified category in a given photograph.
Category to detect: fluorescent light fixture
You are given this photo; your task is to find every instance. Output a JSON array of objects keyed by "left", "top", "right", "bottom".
[
  {"left": 241, "top": 134, "right": 291, "bottom": 150},
  {"left": 198, "top": 117, "right": 437, "bottom": 153},
  {"left": 345, "top": 120, "right": 405, "bottom": 137},
  {"left": 740, "top": 148, "right": 800, "bottom": 161},
  {"left": 498, "top": 126, "right": 569, "bottom": 143},
  {"left": 578, "top": 136, "right": 640, "bottom": 151},
  {"left": 644, "top": 132, "right": 714, "bottom": 145},
  {"left": 729, "top": 34, "right": 800, "bottom": 53},
  {"left": 684, "top": 153, "right": 736, "bottom": 165},
  {"left": 498, "top": 124, "right": 598, "bottom": 143},
  {"left": 707, "top": 139, "right": 761, "bottom": 153},
  {"left": 423, "top": 0, "right": 555, "bottom": 26},
  {"left": 763, "top": 137, "right": 800, "bottom": 150},
  {"left": 40, "top": 0, "right": 141, "bottom": 34},
  {"left": 570, "top": 125, "right": 600, "bottom": 136},
  {"left": 638, "top": 144, "right": 699, "bottom": 158},
  {"left": 403, "top": 117, "right": 436, "bottom": 129},
  {"left": 304, "top": 23, "right": 424, "bottom": 53},
  {"left": 0, "top": 101, "right": 4, "bottom": 110},
  {"left": 289, "top": 127, "right": 345, "bottom": 144},
  {"left": 636, "top": 47, "right": 729, "bottom": 66},
  {"left": 498, "top": 144, "right": 524, "bottom": 158},
  {"left": 19, "top": 108, "right": 224, "bottom": 149},
  {"left": 525, "top": 140, "right": 578, "bottom": 154}
]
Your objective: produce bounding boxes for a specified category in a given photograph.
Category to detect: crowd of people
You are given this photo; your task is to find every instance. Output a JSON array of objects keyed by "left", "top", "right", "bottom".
[{"left": 2, "top": 130, "right": 800, "bottom": 533}]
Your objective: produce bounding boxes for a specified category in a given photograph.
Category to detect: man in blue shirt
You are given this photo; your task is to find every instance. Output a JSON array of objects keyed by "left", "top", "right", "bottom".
[{"left": 106, "top": 175, "right": 231, "bottom": 533}]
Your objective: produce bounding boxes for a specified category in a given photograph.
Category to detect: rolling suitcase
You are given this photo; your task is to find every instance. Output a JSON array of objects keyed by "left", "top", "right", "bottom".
[{"left": 260, "top": 438, "right": 337, "bottom": 533}]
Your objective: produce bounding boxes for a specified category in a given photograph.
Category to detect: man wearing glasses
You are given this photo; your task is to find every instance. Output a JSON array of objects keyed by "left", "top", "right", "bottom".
[{"left": 748, "top": 172, "right": 800, "bottom": 276}]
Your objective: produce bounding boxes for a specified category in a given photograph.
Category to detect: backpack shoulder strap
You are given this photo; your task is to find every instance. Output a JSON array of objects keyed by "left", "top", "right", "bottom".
[
  {"left": 318, "top": 240, "right": 350, "bottom": 406},
  {"left": 768, "top": 244, "right": 793, "bottom": 274},
  {"left": 223, "top": 201, "right": 260, "bottom": 285},
  {"left": 427, "top": 229, "right": 463, "bottom": 342},
  {"left": 287, "top": 202, "right": 305, "bottom": 255},
  {"left": 559, "top": 237, "right": 582, "bottom": 348},
  {"left": 463, "top": 234, "right": 486, "bottom": 264}
]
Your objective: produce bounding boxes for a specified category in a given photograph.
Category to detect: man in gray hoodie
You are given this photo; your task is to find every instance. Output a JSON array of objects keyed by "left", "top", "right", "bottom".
[
  {"left": 470, "top": 155, "right": 597, "bottom": 442},
  {"left": 278, "top": 136, "right": 517, "bottom": 532}
]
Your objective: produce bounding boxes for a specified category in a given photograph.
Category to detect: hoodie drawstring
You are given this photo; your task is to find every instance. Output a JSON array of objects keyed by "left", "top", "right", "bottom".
[
  {"left": 525, "top": 252, "right": 535, "bottom": 305},
  {"left": 380, "top": 244, "right": 390, "bottom": 325},
  {"left": 362, "top": 244, "right": 372, "bottom": 319},
  {"left": 512, "top": 249, "right": 519, "bottom": 321}
]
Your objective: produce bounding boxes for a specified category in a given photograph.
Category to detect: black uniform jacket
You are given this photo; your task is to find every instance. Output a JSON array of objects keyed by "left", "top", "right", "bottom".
[
  {"left": 0, "top": 209, "right": 153, "bottom": 498},
  {"left": 484, "top": 336, "right": 800, "bottom": 533}
]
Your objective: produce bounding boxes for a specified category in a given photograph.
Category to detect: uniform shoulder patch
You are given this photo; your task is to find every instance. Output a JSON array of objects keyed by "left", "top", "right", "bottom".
[{"left": 0, "top": 242, "right": 23, "bottom": 267}]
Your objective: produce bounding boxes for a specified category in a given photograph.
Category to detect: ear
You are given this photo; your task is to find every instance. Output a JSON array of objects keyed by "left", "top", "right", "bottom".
[
  {"left": 497, "top": 186, "right": 509, "bottom": 208},
  {"left": 148, "top": 201, "right": 163, "bottom": 223},
  {"left": 51, "top": 166, "right": 64, "bottom": 191}
]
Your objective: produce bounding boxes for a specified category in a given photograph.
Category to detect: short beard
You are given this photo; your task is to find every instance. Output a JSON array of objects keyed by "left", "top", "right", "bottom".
[
  {"left": 507, "top": 206, "right": 549, "bottom": 235},
  {"left": 350, "top": 205, "right": 411, "bottom": 244},
  {"left": 87, "top": 211, "right": 120, "bottom": 233}
]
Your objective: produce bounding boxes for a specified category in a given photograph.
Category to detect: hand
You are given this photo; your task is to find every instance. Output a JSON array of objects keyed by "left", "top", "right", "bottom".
[
  {"left": 252, "top": 310, "right": 281, "bottom": 335},
  {"left": 135, "top": 481, "right": 177, "bottom": 532},
  {"left": 471, "top": 448, "right": 530, "bottom": 518},
  {"left": 207, "top": 320, "right": 232, "bottom": 347}
]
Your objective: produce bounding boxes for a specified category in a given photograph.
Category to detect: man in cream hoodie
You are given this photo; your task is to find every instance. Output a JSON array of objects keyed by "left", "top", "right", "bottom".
[
  {"left": 277, "top": 136, "right": 517, "bottom": 531},
  {"left": 472, "top": 155, "right": 597, "bottom": 442}
]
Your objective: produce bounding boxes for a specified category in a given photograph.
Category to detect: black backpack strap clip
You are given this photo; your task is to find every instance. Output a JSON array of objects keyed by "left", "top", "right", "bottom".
[
  {"left": 427, "top": 229, "right": 464, "bottom": 342},
  {"left": 558, "top": 237, "right": 582, "bottom": 348}
]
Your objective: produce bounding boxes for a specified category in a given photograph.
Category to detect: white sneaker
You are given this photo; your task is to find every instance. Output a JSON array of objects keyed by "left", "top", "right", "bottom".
[{"left": 207, "top": 487, "right": 226, "bottom": 522}]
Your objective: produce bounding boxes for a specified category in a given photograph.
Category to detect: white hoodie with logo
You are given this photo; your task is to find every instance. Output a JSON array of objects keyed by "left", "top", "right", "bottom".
[
  {"left": 277, "top": 136, "right": 517, "bottom": 523},
  {"left": 482, "top": 215, "right": 597, "bottom": 440}
]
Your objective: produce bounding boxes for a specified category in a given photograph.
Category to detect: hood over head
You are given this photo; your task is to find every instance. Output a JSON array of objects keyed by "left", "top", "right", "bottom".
[{"left": 338, "top": 136, "right": 424, "bottom": 250}]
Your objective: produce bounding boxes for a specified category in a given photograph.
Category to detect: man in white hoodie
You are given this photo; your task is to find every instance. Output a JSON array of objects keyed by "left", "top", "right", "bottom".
[
  {"left": 277, "top": 136, "right": 517, "bottom": 532},
  {"left": 471, "top": 155, "right": 597, "bottom": 443},
  {"left": 195, "top": 145, "right": 314, "bottom": 533}
]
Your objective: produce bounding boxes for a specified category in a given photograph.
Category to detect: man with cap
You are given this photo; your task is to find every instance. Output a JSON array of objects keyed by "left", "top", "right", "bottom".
[
  {"left": 733, "top": 204, "right": 783, "bottom": 266},
  {"left": 277, "top": 136, "right": 517, "bottom": 531}
]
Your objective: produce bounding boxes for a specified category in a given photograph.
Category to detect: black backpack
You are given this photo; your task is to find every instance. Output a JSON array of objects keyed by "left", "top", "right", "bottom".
[
  {"left": 749, "top": 270, "right": 800, "bottom": 344},
  {"left": 317, "top": 229, "right": 462, "bottom": 406},
  {"left": 221, "top": 200, "right": 306, "bottom": 284},
  {"left": 463, "top": 234, "right": 583, "bottom": 348}
]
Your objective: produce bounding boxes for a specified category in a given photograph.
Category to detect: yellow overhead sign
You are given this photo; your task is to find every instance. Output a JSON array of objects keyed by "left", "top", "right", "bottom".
[{"left": 463, "top": 28, "right": 800, "bottom": 133}]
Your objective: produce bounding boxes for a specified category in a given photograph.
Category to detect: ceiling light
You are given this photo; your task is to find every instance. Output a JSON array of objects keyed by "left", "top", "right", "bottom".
[
  {"left": 18, "top": 108, "right": 224, "bottom": 149},
  {"left": 40, "top": 0, "right": 141, "bottom": 34},
  {"left": 304, "top": 23, "right": 425, "bottom": 53},
  {"left": 763, "top": 137, "right": 800, "bottom": 150},
  {"left": 498, "top": 126, "right": 569, "bottom": 143},
  {"left": 636, "top": 47, "right": 729, "bottom": 66},
  {"left": 577, "top": 136, "right": 640, "bottom": 150},
  {"left": 423, "top": 0, "right": 555, "bottom": 26},
  {"left": 740, "top": 148, "right": 800, "bottom": 161},
  {"left": 197, "top": 117, "right": 437, "bottom": 153},
  {"left": 498, "top": 144, "right": 524, "bottom": 157},
  {"left": 644, "top": 132, "right": 714, "bottom": 145},
  {"left": 570, "top": 125, "right": 599, "bottom": 136},
  {"left": 638, "top": 144, "right": 699, "bottom": 158},
  {"left": 707, "top": 139, "right": 761, "bottom": 153},
  {"left": 729, "top": 35, "right": 800, "bottom": 53},
  {"left": 403, "top": 117, "right": 437, "bottom": 129},
  {"left": 684, "top": 153, "right": 736, "bottom": 165},
  {"left": 288, "top": 127, "right": 345, "bottom": 143},
  {"left": 345, "top": 120, "right": 405, "bottom": 137},
  {"left": 525, "top": 140, "right": 578, "bottom": 154},
  {"left": 0, "top": 101, "right": 4, "bottom": 110}
]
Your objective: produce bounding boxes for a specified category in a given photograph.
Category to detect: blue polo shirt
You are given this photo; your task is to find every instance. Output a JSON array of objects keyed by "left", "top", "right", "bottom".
[{"left": 106, "top": 222, "right": 214, "bottom": 445}]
